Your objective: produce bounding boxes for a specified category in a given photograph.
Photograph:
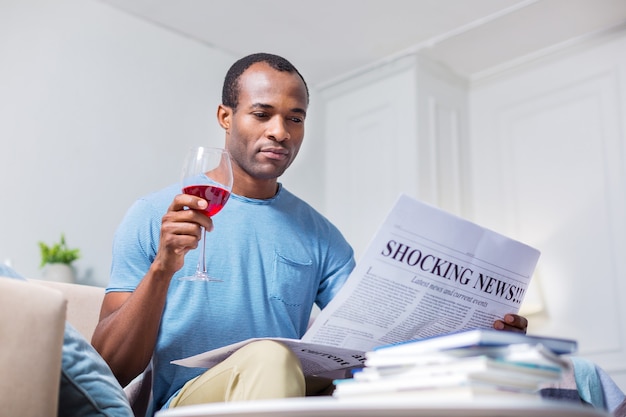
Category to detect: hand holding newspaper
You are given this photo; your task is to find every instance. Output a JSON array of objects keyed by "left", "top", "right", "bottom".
[{"left": 173, "top": 194, "right": 541, "bottom": 376}]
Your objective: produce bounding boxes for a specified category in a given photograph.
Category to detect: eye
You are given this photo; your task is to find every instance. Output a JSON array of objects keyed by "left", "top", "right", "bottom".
[
  {"left": 289, "top": 116, "right": 304, "bottom": 124},
  {"left": 253, "top": 112, "right": 269, "bottom": 119}
]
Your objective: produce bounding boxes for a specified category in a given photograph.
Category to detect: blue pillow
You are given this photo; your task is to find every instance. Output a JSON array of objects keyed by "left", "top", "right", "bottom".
[
  {"left": 0, "top": 264, "right": 22, "bottom": 279},
  {"left": 59, "top": 322, "right": 133, "bottom": 417},
  {"left": 0, "top": 265, "right": 133, "bottom": 416}
]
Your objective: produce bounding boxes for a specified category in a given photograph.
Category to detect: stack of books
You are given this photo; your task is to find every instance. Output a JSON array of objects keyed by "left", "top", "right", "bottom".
[{"left": 332, "top": 329, "right": 577, "bottom": 401}]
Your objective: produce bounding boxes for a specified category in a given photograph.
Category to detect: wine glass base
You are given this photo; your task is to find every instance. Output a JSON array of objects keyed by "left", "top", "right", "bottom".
[{"left": 178, "top": 274, "right": 223, "bottom": 282}]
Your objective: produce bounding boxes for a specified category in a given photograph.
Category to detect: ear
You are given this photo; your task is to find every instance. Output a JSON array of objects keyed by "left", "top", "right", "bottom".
[{"left": 217, "top": 104, "right": 232, "bottom": 131}]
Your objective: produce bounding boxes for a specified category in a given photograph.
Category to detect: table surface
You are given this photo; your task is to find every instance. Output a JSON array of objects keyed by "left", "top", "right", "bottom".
[{"left": 155, "top": 396, "right": 611, "bottom": 417}]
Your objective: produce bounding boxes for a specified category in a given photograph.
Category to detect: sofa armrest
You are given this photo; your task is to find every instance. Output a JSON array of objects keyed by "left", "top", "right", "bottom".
[{"left": 0, "top": 277, "right": 66, "bottom": 417}]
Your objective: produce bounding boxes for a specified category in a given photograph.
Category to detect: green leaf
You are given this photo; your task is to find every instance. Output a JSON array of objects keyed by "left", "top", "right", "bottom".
[{"left": 38, "top": 233, "right": 81, "bottom": 267}]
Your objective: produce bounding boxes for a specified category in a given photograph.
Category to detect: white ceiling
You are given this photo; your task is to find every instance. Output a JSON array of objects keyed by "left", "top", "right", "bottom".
[{"left": 98, "top": 0, "right": 626, "bottom": 87}]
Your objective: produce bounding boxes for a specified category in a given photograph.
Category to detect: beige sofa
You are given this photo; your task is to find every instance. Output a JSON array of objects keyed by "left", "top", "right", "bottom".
[{"left": 0, "top": 277, "right": 149, "bottom": 417}]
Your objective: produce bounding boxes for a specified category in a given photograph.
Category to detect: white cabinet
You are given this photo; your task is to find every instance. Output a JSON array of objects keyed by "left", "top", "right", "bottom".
[{"left": 321, "top": 56, "right": 468, "bottom": 260}]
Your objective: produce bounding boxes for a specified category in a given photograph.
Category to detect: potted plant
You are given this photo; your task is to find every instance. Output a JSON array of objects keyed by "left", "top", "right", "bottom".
[{"left": 38, "top": 233, "right": 81, "bottom": 283}]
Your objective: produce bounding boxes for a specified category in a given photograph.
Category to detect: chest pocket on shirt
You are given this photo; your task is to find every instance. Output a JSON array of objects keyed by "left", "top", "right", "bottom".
[{"left": 271, "top": 250, "right": 314, "bottom": 307}]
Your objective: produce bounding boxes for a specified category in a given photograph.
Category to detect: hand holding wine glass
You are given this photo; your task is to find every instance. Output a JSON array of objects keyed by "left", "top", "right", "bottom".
[{"left": 179, "top": 146, "right": 233, "bottom": 281}]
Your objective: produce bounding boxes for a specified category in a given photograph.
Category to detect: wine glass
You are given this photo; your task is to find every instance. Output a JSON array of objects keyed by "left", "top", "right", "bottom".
[{"left": 179, "top": 146, "right": 233, "bottom": 282}]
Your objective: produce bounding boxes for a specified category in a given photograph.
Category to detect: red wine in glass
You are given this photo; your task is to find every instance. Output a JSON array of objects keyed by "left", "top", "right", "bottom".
[{"left": 182, "top": 185, "right": 231, "bottom": 217}]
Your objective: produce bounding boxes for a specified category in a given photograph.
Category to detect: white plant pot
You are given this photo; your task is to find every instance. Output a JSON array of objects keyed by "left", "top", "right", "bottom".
[{"left": 42, "top": 263, "right": 76, "bottom": 283}]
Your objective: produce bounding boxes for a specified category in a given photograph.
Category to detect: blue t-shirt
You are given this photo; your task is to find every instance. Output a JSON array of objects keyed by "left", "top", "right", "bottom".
[{"left": 108, "top": 182, "right": 355, "bottom": 413}]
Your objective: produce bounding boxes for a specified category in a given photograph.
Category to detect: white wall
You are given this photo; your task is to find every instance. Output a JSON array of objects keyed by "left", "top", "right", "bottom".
[
  {"left": 469, "top": 30, "right": 626, "bottom": 389},
  {"left": 0, "top": 0, "right": 236, "bottom": 286}
]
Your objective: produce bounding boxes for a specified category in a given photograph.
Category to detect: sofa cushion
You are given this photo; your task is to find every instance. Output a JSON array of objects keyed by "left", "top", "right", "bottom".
[
  {"left": 33, "top": 279, "right": 104, "bottom": 341},
  {"left": 0, "top": 265, "right": 133, "bottom": 417}
]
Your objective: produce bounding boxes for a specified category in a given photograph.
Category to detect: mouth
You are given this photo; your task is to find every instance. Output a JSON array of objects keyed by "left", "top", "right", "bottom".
[{"left": 259, "top": 146, "right": 289, "bottom": 161}]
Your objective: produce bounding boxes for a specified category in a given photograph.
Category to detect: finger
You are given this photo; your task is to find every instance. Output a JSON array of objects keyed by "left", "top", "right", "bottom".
[
  {"left": 493, "top": 314, "right": 528, "bottom": 333},
  {"left": 183, "top": 210, "right": 213, "bottom": 232},
  {"left": 162, "top": 216, "right": 202, "bottom": 238},
  {"left": 169, "top": 193, "right": 208, "bottom": 212},
  {"left": 493, "top": 320, "right": 526, "bottom": 333},
  {"left": 161, "top": 221, "right": 202, "bottom": 249},
  {"left": 505, "top": 313, "right": 528, "bottom": 331},
  {"left": 164, "top": 200, "right": 213, "bottom": 231}
]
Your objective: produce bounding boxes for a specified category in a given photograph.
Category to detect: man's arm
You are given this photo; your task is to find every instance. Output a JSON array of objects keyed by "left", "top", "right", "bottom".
[{"left": 91, "top": 194, "right": 212, "bottom": 386}]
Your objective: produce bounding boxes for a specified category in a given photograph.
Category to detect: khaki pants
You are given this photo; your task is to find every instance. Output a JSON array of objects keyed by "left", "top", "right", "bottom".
[{"left": 169, "top": 340, "right": 306, "bottom": 407}]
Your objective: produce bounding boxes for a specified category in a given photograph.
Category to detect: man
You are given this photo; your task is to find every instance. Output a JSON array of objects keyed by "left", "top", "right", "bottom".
[{"left": 92, "top": 53, "right": 527, "bottom": 415}]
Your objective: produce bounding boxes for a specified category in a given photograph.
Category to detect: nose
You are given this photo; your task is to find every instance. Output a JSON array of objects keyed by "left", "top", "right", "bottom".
[{"left": 267, "top": 116, "right": 290, "bottom": 142}]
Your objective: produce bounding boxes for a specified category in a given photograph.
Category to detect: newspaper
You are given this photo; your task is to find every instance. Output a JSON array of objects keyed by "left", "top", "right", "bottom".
[{"left": 173, "top": 194, "right": 541, "bottom": 376}]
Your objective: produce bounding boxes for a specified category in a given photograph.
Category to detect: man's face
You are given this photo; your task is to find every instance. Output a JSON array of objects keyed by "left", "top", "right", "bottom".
[{"left": 221, "top": 62, "right": 308, "bottom": 183}]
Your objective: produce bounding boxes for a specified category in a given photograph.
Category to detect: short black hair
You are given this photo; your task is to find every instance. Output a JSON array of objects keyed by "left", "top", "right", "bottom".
[{"left": 221, "top": 53, "right": 309, "bottom": 110}]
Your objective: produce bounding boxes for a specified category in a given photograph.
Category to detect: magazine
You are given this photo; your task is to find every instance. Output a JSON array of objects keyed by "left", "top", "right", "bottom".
[{"left": 371, "top": 329, "right": 577, "bottom": 356}]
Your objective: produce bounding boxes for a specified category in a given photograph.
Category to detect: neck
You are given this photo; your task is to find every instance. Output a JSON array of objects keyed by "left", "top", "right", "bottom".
[{"left": 232, "top": 173, "right": 279, "bottom": 199}]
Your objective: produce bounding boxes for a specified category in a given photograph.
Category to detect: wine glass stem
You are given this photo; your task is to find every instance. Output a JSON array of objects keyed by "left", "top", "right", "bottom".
[{"left": 196, "top": 226, "right": 207, "bottom": 276}]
